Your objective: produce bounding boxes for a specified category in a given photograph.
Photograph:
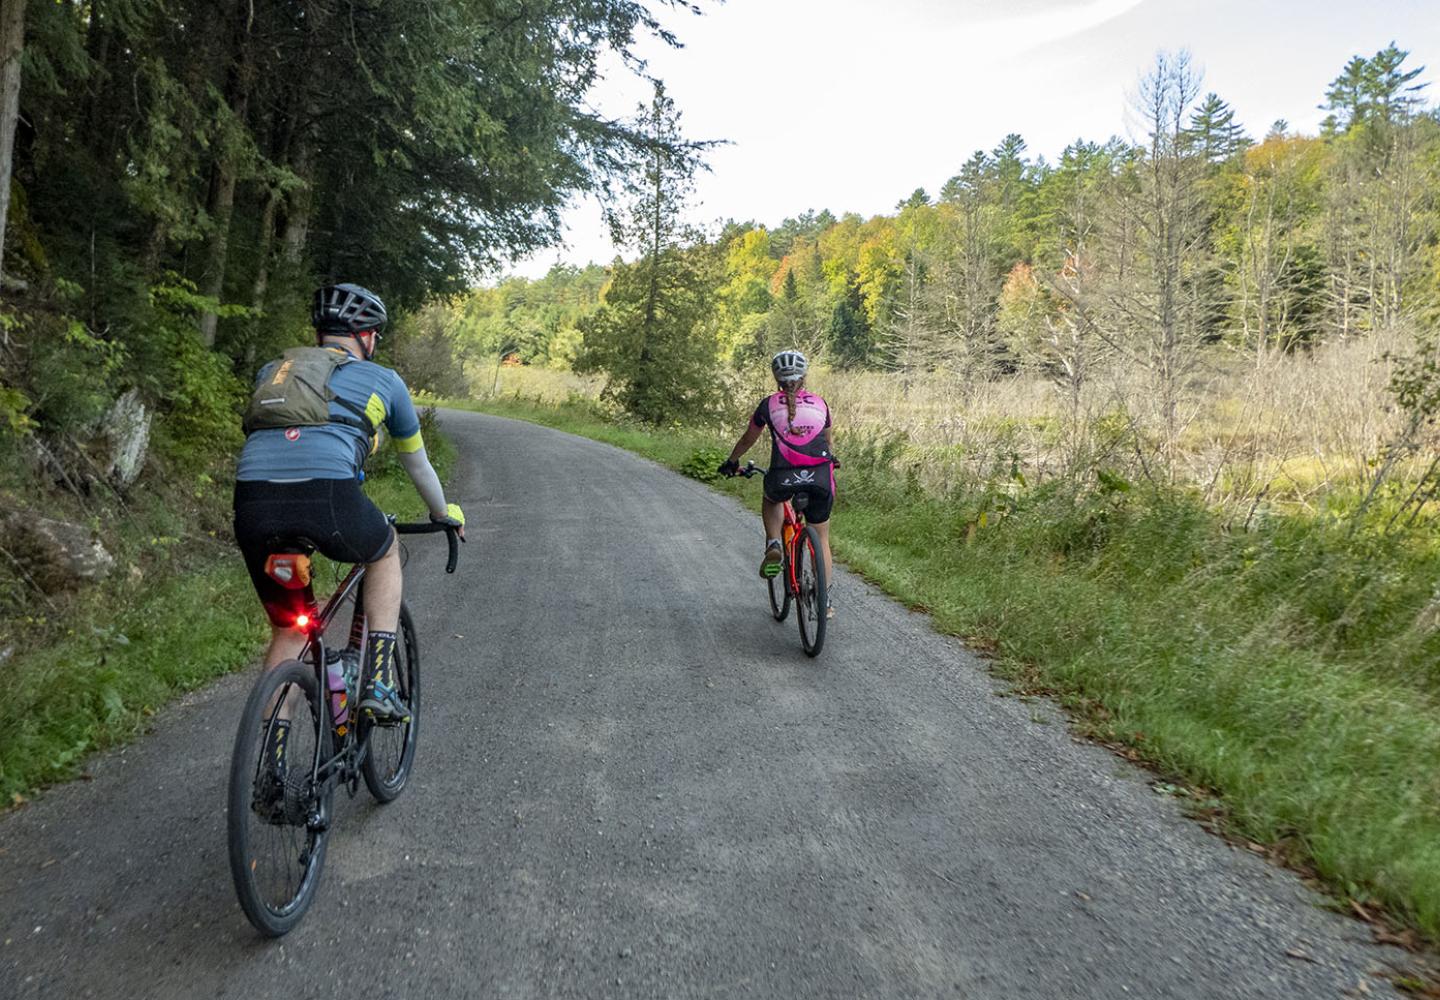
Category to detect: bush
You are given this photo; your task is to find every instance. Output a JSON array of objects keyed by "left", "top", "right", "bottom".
[
  {"left": 0, "top": 297, "right": 127, "bottom": 441},
  {"left": 680, "top": 446, "right": 729, "bottom": 482},
  {"left": 131, "top": 278, "right": 248, "bottom": 470}
]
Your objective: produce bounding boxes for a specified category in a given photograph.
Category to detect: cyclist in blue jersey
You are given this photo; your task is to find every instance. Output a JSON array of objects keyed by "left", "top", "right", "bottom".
[{"left": 234, "top": 283, "right": 464, "bottom": 727}]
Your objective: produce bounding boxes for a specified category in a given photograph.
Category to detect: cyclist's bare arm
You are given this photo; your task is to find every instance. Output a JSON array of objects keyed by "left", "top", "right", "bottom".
[{"left": 727, "top": 422, "right": 763, "bottom": 463}]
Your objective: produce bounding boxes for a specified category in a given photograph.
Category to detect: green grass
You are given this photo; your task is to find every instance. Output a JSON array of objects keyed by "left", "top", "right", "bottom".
[
  {"left": 0, "top": 419, "right": 456, "bottom": 803},
  {"left": 456, "top": 393, "right": 1440, "bottom": 942}
]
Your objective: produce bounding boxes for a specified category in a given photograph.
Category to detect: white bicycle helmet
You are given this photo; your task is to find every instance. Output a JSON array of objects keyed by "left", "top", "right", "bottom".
[{"left": 771, "top": 349, "right": 808, "bottom": 384}]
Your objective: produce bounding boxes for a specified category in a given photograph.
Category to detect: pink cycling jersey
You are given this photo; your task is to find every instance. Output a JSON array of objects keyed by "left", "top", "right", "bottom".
[{"left": 751, "top": 390, "right": 833, "bottom": 470}]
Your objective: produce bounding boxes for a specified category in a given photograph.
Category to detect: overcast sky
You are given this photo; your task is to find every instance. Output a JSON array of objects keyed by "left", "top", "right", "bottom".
[{"left": 507, "top": 0, "right": 1440, "bottom": 279}]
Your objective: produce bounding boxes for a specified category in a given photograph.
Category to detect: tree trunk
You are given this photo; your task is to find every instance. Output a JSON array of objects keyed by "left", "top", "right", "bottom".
[
  {"left": 83, "top": 0, "right": 118, "bottom": 164},
  {"left": 277, "top": 0, "right": 333, "bottom": 271},
  {"left": 198, "top": 153, "right": 242, "bottom": 346},
  {"left": 281, "top": 132, "right": 315, "bottom": 265},
  {"left": 198, "top": 1, "right": 255, "bottom": 347},
  {"left": 0, "top": 0, "right": 27, "bottom": 284},
  {"left": 242, "top": 185, "right": 282, "bottom": 365}
]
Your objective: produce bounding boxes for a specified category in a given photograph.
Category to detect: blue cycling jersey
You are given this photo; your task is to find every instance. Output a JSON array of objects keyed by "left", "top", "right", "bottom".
[{"left": 236, "top": 350, "right": 424, "bottom": 481}]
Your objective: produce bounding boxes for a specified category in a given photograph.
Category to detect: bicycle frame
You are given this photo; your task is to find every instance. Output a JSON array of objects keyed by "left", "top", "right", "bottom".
[
  {"left": 267, "top": 518, "right": 461, "bottom": 811},
  {"left": 738, "top": 460, "right": 810, "bottom": 595},
  {"left": 253, "top": 560, "right": 369, "bottom": 812},
  {"left": 779, "top": 499, "right": 807, "bottom": 597}
]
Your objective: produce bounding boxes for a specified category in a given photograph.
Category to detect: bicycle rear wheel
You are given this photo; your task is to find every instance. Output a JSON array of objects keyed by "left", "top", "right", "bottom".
[
  {"left": 794, "top": 526, "right": 828, "bottom": 658},
  {"left": 228, "top": 659, "right": 333, "bottom": 937},
  {"left": 361, "top": 602, "right": 419, "bottom": 802}
]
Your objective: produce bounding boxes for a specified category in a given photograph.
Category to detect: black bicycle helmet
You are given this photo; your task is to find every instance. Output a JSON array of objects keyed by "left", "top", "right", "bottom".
[{"left": 312, "top": 283, "right": 388, "bottom": 335}]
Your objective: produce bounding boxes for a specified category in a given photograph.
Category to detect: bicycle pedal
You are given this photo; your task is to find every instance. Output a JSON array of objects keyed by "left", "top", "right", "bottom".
[{"left": 363, "top": 707, "right": 410, "bottom": 727}]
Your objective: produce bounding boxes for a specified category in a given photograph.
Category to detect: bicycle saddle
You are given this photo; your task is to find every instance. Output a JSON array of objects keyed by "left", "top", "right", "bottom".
[{"left": 265, "top": 534, "right": 320, "bottom": 554}]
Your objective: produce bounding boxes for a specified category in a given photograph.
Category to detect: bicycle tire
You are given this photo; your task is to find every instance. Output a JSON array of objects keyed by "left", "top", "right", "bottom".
[
  {"left": 361, "top": 602, "right": 420, "bottom": 802},
  {"left": 228, "top": 659, "right": 333, "bottom": 937},
  {"left": 767, "top": 561, "right": 792, "bottom": 621},
  {"left": 795, "top": 526, "right": 828, "bottom": 658}
]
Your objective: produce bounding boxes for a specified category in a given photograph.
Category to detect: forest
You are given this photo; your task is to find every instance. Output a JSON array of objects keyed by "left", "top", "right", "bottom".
[{"left": 0, "top": 0, "right": 694, "bottom": 483}]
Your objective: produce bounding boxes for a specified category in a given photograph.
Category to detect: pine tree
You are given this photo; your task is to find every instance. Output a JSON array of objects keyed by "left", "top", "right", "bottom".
[
  {"left": 1321, "top": 43, "right": 1427, "bottom": 136},
  {"left": 575, "top": 83, "right": 725, "bottom": 425},
  {"left": 1186, "top": 93, "right": 1248, "bottom": 163},
  {"left": 1321, "top": 56, "right": 1371, "bottom": 135},
  {"left": 1366, "top": 43, "right": 1427, "bottom": 126}
]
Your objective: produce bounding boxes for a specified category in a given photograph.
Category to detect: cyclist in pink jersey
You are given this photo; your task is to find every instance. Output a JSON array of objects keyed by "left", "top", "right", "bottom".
[{"left": 719, "top": 350, "right": 836, "bottom": 615}]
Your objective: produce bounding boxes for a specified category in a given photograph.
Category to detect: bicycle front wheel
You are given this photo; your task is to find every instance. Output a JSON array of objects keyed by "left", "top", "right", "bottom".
[
  {"left": 361, "top": 602, "right": 420, "bottom": 802},
  {"left": 228, "top": 659, "right": 333, "bottom": 937},
  {"left": 794, "top": 526, "right": 828, "bottom": 658}
]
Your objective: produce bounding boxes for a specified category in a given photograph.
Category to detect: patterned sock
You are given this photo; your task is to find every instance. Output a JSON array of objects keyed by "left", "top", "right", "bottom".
[
  {"left": 366, "top": 631, "right": 398, "bottom": 691},
  {"left": 264, "top": 719, "right": 291, "bottom": 778}
]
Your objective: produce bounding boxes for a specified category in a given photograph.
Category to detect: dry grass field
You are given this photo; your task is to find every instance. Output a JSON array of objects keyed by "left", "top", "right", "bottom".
[{"left": 455, "top": 328, "right": 1421, "bottom": 509}]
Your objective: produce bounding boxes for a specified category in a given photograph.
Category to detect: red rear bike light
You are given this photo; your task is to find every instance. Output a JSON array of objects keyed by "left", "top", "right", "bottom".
[{"left": 294, "top": 613, "right": 311, "bottom": 629}]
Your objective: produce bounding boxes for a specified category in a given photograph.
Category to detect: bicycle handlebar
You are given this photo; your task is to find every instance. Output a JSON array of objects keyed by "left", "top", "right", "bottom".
[
  {"left": 394, "top": 520, "right": 463, "bottom": 574},
  {"left": 738, "top": 461, "right": 766, "bottom": 478}
]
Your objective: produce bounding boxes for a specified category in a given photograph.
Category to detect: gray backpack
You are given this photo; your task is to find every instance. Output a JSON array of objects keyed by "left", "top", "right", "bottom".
[{"left": 242, "top": 347, "right": 374, "bottom": 435}]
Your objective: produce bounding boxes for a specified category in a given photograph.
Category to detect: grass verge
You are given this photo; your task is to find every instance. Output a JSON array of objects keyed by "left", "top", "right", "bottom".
[
  {"left": 0, "top": 420, "right": 455, "bottom": 804},
  {"left": 447, "top": 392, "right": 1440, "bottom": 944}
]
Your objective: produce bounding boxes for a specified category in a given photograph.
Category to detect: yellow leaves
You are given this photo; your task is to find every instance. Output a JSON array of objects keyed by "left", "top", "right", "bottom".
[{"left": 1241, "top": 133, "right": 1327, "bottom": 184}]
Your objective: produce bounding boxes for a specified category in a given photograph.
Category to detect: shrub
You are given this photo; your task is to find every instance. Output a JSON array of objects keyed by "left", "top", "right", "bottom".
[{"left": 680, "top": 446, "right": 729, "bottom": 482}]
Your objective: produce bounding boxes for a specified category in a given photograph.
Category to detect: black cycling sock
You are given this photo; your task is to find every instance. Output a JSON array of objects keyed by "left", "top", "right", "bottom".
[
  {"left": 365, "top": 631, "right": 398, "bottom": 691},
  {"left": 264, "top": 719, "right": 291, "bottom": 778}
]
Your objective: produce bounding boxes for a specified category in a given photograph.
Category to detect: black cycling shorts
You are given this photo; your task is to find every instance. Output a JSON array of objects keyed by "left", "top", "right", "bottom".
[
  {"left": 233, "top": 478, "right": 393, "bottom": 627},
  {"left": 763, "top": 465, "right": 834, "bottom": 524}
]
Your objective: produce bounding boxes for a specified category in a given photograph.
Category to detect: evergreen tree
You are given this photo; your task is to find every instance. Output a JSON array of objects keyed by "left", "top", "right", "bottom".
[
  {"left": 1322, "top": 56, "right": 1371, "bottom": 135},
  {"left": 575, "top": 83, "right": 725, "bottom": 425},
  {"left": 827, "top": 291, "right": 872, "bottom": 369},
  {"left": 990, "top": 134, "right": 1030, "bottom": 207},
  {"left": 1367, "top": 43, "right": 1427, "bottom": 126},
  {"left": 1187, "top": 93, "right": 1248, "bottom": 163},
  {"left": 897, "top": 188, "right": 930, "bottom": 211},
  {"left": 1322, "top": 43, "right": 1427, "bottom": 136}
]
